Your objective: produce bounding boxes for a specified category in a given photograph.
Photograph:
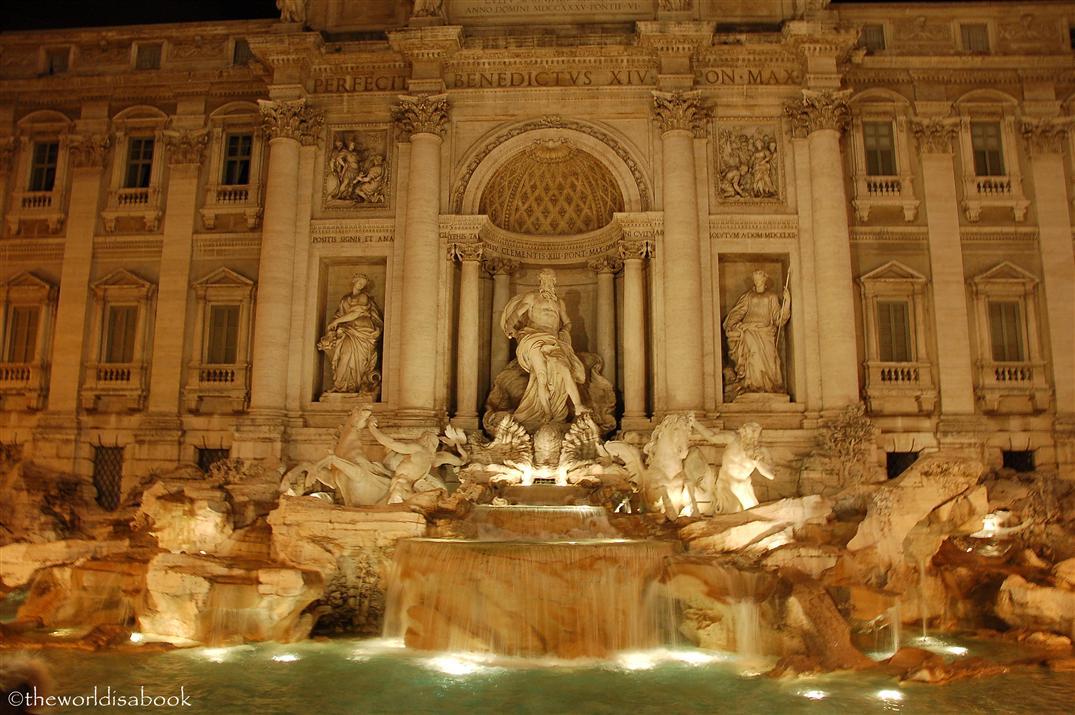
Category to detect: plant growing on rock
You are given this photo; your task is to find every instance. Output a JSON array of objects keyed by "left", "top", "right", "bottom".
[{"left": 816, "top": 404, "right": 880, "bottom": 488}]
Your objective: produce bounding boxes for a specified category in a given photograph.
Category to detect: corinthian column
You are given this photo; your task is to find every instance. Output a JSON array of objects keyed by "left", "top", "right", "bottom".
[
  {"left": 619, "top": 239, "right": 653, "bottom": 421},
  {"left": 786, "top": 89, "right": 859, "bottom": 409},
  {"left": 451, "top": 241, "right": 483, "bottom": 426},
  {"left": 393, "top": 94, "right": 449, "bottom": 416},
  {"left": 1022, "top": 119, "right": 1075, "bottom": 439},
  {"left": 912, "top": 117, "right": 976, "bottom": 416},
  {"left": 652, "top": 91, "right": 706, "bottom": 411},
  {"left": 485, "top": 256, "right": 519, "bottom": 383},
  {"left": 587, "top": 254, "right": 622, "bottom": 386},
  {"left": 248, "top": 99, "right": 322, "bottom": 415},
  {"left": 145, "top": 129, "right": 207, "bottom": 416}
]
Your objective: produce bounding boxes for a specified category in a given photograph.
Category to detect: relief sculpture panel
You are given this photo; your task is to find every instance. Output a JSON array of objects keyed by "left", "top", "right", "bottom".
[
  {"left": 715, "top": 125, "right": 782, "bottom": 205},
  {"left": 323, "top": 127, "right": 391, "bottom": 210}
]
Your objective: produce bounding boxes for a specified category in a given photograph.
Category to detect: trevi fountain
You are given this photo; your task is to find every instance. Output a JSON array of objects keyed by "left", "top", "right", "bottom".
[{"left": 2, "top": 0, "right": 1075, "bottom": 713}]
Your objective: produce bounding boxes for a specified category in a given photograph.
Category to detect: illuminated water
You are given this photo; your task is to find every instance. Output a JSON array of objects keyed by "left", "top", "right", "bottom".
[{"left": 4, "top": 636, "right": 1074, "bottom": 715}]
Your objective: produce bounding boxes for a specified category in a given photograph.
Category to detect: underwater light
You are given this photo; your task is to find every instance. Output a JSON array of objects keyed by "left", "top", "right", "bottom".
[
  {"left": 271, "top": 653, "right": 300, "bottom": 663},
  {"left": 617, "top": 652, "right": 658, "bottom": 670},
  {"left": 129, "top": 632, "right": 144, "bottom": 643},
  {"left": 200, "top": 648, "right": 231, "bottom": 663},
  {"left": 801, "top": 690, "right": 827, "bottom": 700},
  {"left": 427, "top": 655, "right": 486, "bottom": 676},
  {"left": 668, "top": 650, "right": 721, "bottom": 665},
  {"left": 945, "top": 645, "right": 969, "bottom": 656},
  {"left": 877, "top": 689, "right": 904, "bottom": 702}
]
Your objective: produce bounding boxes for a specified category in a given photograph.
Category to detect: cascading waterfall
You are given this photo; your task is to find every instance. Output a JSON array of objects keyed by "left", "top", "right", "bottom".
[{"left": 384, "top": 506, "right": 678, "bottom": 658}]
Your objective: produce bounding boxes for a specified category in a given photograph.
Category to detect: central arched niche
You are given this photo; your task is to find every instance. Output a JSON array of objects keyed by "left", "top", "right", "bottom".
[{"left": 478, "top": 139, "right": 625, "bottom": 236}]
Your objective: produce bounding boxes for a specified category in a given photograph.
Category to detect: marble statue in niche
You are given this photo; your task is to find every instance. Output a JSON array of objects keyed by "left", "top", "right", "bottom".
[
  {"left": 325, "top": 131, "right": 388, "bottom": 207},
  {"left": 411, "top": 0, "right": 445, "bottom": 19},
  {"left": 723, "top": 270, "right": 791, "bottom": 399},
  {"left": 276, "top": 0, "right": 306, "bottom": 24},
  {"left": 717, "top": 128, "right": 780, "bottom": 201},
  {"left": 485, "top": 268, "right": 617, "bottom": 435},
  {"left": 318, "top": 273, "right": 383, "bottom": 395}
]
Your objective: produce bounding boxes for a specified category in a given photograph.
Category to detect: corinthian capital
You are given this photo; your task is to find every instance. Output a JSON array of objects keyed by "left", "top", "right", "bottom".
[
  {"left": 449, "top": 241, "right": 484, "bottom": 263},
  {"left": 911, "top": 117, "right": 959, "bottom": 154},
  {"left": 651, "top": 91, "right": 708, "bottom": 137},
  {"left": 393, "top": 94, "right": 450, "bottom": 139},
  {"left": 164, "top": 130, "right": 209, "bottom": 165},
  {"left": 618, "top": 239, "right": 654, "bottom": 261},
  {"left": 68, "top": 134, "right": 112, "bottom": 168},
  {"left": 483, "top": 256, "right": 520, "bottom": 276},
  {"left": 785, "top": 89, "right": 851, "bottom": 138},
  {"left": 588, "top": 254, "right": 624, "bottom": 275},
  {"left": 1021, "top": 118, "right": 1073, "bottom": 155},
  {"left": 258, "top": 98, "right": 323, "bottom": 145}
]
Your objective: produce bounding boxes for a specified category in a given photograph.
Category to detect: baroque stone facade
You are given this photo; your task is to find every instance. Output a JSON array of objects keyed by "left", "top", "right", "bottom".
[{"left": 1, "top": 0, "right": 1073, "bottom": 500}]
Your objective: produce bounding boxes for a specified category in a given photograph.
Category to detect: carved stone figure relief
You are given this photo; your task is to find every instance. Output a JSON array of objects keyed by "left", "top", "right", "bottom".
[
  {"left": 716, "top": 126, "right": 781, "bottom": 203},
  {"left": 323, "top": 128, "right": 390, "bottom": 209},
  {"left": 722, "top": 268, "right": 791, "bottom": 401},
  {"left": 318, "top": 270, "right": 385, "bottom": 397}
]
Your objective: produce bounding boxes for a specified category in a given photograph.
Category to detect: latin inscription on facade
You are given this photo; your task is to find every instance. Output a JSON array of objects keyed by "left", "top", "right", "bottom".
[{"left": 450, "top": 0, "right": 653, "bottom": 22}]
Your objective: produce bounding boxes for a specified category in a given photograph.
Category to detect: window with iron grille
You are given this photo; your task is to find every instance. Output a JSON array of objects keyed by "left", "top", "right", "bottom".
[
  {"left": 988, "top": 300, "right": 1025, "bottom": 362},
  {"left": 28, "top": 141, "right": 59, "bottom": 192},
  {"left": 5, "top": 306, "right": 40, "bottom": 363},
  {"left": 970, "top": 122, "right": 1005, "bottom": 177},
  {"left": 232, "top": 39, "right": 253, "bottom": 66},
  {"left": 135, "top": 43, "right": 162, "bottom": 70},
  {"left": 861, "top": 24, "right": 886, "bottom": 53},
  {"left": 1002, "top": 450, "right": 1035, "bottom": 473},
  {"left": 961, "top": 23, "right": 990, "bottom": 53},
  {"left": 206, "top": 304, "right": 240, "bottom": 364},
  {"left": 104, "top": 305, "right": 138, "bottom": 364},
  {"left": 124, "top": 137, "right": 155, "bottom": 189},
  {"left": 92, "top": 446, "right": 124, "bottom": 511},
  {"left": 197, "top": 448, "right": 230, "bottom": 473},
  {"left": 222, "top": 134, "right": 253, "bottom": 186},
  {"left": 886, "top": 451, "right": 918, "bottom": 479},
  {"left": 45, "top": 47, "right": 69, "bottom": 75},
  {"left": 876, "top": 300, "right": 912, "bottom": 363},
  {"left": 862, "top": 121, "right": 897, "bottom": 176}
]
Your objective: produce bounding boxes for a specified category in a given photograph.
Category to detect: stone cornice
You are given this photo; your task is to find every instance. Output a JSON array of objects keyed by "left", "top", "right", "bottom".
[
  {"left": 911, "top": 117, "right": 960, "bottom": 154},
  {"left": 785, "top": 88, "right": 851, "bottom": 138},
  {"left": 164, "top": 129, "right": 209, "bottom": 165},
  {"left": 636, "top": 21, "right": 715, "bottom": 56},
  {"left": 68, "top": 134, "right": 112, "bottom": 168},
  {"left": 388, "top": 26, "right": 463, "bottom": 63},
  {"left": 392, "top": 94, "right": 450, "bottom": 139},
  {"left": 246, "top": 32, "right": 324, "bottom": 74},
  {"left": 1021, "top": 117, "right": 1074, "bottom": 155},
  {"left": 652, "top": 90, "right": 708, "bottom": 136},
  {"left": 258, "top": 98, "right": 323, "bottom": 145}
]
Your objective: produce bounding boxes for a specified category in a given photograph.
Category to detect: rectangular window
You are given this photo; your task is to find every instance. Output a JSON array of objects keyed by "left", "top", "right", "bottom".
[
  {"left": 232, "top": 39, "right": 253, "bottom": 66},
  {"left": 988, "top": 300, "right": 1025, "bottom": 362},
  {"left": 877, "top": 300, "right": 912, "bottom": 363},
  {"left": 104, "top": 305, "right": 138, "bottom": 364},
  {"left": 961, "top": 23, "right": 990, "bottom": 53},
  {"left": 5, "top": 306, "right": 40, "bottom": 363},
  {"left": 28, "top": 141, "right": 59, "bottom": 192},
  {"left": 124, "top": 137, "right": 155, "bottom": 189},
  {"left": 135, "top": 43, "right": 162, "bottom": 70},
  {"left": 1070, "top": 26, "right": 1075, "bottom": 49},
  {"left": 222, "top": 134, "right": 253, "bottom": 186},
  {"left": 197, "top": 447, "right": 230, "bottom": 473},
  {"left": 862, "top": 121, "right": 897, "bottom": 176},
  {"left": 861, "top": 24, "right": 886, "bottom": 53},
  {"left": 206, "top": 304, "right": 240, "bottom": 364},
  {"left": 92, "top": 446, "right": 124, "bottom": 511},
  {"left": 45, "top": 47, "right": 69, "bottom": 75},
  {"left": 971, "top": 122, "right": 1005, "bottom": 177}
]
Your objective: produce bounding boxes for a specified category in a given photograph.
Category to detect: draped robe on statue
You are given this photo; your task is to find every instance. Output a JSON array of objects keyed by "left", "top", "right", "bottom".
[
  {"left": 723, "top": 288, "right": 790, "bottom": 394},
  {"left": 500, "top": 290, "right": 587, "bottom": 431}
]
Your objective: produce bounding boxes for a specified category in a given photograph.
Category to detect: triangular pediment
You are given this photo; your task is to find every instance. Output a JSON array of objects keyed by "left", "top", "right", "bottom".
[
  {"left": 859, "top": 260, "right": 927, "bottom": 284},
  {"left": 92, "top": 268, "right": 153, "bottom": 290},
  {"left": 3, "top": 271, "right": 54, "bottom": 290},
  {"left": 193, "top": 267, "right": 254, "bottom": 288},
  {"left": 973, "top": 261, "right": 1037, "bottom": 286}
]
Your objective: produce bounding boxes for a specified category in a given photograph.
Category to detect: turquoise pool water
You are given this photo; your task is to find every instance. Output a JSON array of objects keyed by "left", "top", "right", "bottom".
[{"left": 3, "top": 636, "right": 1073, "bottom": 715}]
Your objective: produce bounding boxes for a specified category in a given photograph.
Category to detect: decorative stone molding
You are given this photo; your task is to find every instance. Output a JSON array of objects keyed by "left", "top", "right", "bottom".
[
  {"left": 324, "top": 127, "right": 390, "bottom": 210},
  {"left": 715, "top": 125, "right": 783, "bottom": 204},
  {"left": 618, "top": 239, "right": 655, "bottom": 260},
  {"left": 587, "top": 254, "right": 624, "bottom": 274},
  {"left": 483, "top": 256, "right": 520, "bottom": 277},
  {"left": 452, "top": 116, "right": 651, "bottom": 213},
  {"left": 785, "top": 89, "right": 852, "bottom": 138},
  {"left": 658, "top": 0, "right": 694, "bottom": 11},
  {"left": 651, "top": 91, "right": 708, "bottom": 137},
  {"left": 164, "top": 130, "right": 209, "bottom": 165},
  {"left": 911, "top": 117, "right": 959, "bottom": 154},
  {"left": 448, "top": 241, "right": 484, "bottom": 263},
  {"left": 1021, "top": 118, "right": 1072, "bottom": 155},
  {"left": 392, "top": 94, "right": 450, "bottom": 139},
  {"left": 68, "top": 134, "right": 112, "bottom": 168},
  {"left": 258, "top": 98, "right": 323, "bottom": 145},
  {"left": 0, "top": 137, "right": 15, "bottom": 173}
]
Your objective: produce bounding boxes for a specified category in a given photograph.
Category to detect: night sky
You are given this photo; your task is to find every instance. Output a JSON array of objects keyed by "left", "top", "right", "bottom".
[{"left": 3, "top": 0, "right": 955, "bottom": 32}]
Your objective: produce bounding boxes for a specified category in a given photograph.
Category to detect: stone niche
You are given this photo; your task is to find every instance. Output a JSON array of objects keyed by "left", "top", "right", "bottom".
[
  {"left": 718, "top": 254, "right": 795, "bottom": 404},
  {"left": 315, "top": 260, "right": 388, "bottom": 403}
]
